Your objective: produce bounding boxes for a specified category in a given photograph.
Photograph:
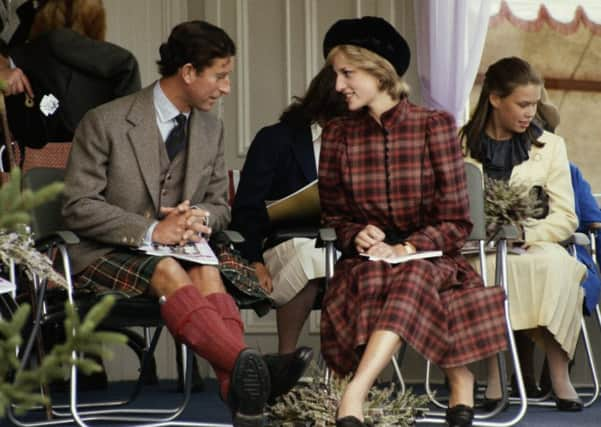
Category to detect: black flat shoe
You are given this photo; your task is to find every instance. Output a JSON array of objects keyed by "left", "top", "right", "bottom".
[
  {"left": 228, "top": 349, "right": 271, "bottom": 427},
  {"left": 263, "top": 346, "right": 313, "bottom": 402},
  {"left": 510, "top": 374, "right": 545, "bottom": 398},
  {"left": 480, "top": 397, "right": 509, "bottom": 412},
  {"left": 446, "top": 404, "right": 474, "bottom": 427},
  {"left": 554, "top": 396, "right": 583, "bottom": 412},
  {"left": 335, "top": 415, "right": 365, "bottom": 427}
]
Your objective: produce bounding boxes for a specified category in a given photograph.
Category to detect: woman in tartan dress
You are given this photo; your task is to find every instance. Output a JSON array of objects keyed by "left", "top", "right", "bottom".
[{"left": 319, "top": 17, "right": 508, "bottom": 427}]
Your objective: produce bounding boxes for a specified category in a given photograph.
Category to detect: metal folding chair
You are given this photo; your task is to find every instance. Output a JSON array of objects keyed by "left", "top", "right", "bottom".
[
  {"left": 414, "top": 162, "right": 528, "bottom": 426},
  {"left": 7, "top": 167, "right": 230, "bottom": 427}
]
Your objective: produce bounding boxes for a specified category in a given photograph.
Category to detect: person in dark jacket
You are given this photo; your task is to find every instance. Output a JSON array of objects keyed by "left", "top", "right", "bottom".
[
  {"left": 0, "top": 0, "right": 140, "bottom": 157},
  {"left": 230, "top": 65, "right": 346, "bottom": 354}
]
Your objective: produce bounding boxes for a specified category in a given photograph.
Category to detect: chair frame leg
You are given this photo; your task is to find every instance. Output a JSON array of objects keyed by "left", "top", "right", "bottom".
[{"left": 7, "top": 245, "right": 211, "bottom": 427}]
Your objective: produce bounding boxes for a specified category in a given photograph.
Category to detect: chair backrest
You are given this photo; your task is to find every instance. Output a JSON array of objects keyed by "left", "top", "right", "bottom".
[
  {"left": 465, "top": 162, "right": 486, "bottom": 242},
  {"left": 227, "top": 169, "right": 240, "bottom": 206},
  {"left": 22, "top": 167, "right": 66, "bottom": 240},
  {"left": 23, "top": 143, "right": 72, "bottom": 173}
]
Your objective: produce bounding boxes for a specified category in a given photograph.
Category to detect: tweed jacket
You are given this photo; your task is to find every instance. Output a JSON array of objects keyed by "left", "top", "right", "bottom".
[
  {"left": 230, "top": 122, "right": 316, "bottom": 263},
  {"left": 465, "top": 130, "right": 577, "bottom": 244},
  {"left": 62, "top": 84, "right": 230, "bottom": 275}
]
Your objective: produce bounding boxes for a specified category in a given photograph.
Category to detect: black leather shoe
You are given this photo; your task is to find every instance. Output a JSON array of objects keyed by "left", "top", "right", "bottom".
[
  {"left": 554, "top": 396, "right": 583, "bottom": 412},
  {"left": 510, "top": 374, "right": 544, "bottom": 398},
  {"left": 446, "top": 404, "right": 474, "bottom": 427},
  {"left": 480, "top": 397, "right": 509, "bottom": 412},
  {"left": 263, "top": 346, "right": 313, "bottom": 402},
  {"left": 228, "top": 349, "right": 271, "bottom": 427},
  {"left": 336, "top": 415, "right": 365, "bottom": 427}
]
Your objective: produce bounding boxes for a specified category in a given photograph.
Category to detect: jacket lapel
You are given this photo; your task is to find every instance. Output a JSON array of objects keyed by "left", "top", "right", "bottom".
[
  {"left": 126, "top": 86, "right": 161, "bottom": 210},
  {"left": 291, "top": 126, "right": 317, "bottom": 181}
]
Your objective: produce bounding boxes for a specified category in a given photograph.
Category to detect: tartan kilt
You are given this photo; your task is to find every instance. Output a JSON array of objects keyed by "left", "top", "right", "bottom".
[
  {"left": 320, "top": 254, "right": 508, "bottom": 375},
  {"left": 75, "top": 251, "right": 166, "bottom": 296}
]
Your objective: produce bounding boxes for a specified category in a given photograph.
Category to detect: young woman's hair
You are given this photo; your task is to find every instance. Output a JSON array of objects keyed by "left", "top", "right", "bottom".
[
  {"left": 460, "top": 56, "right": 543, "bottom": 161},
  {"left": 326, "top": 44, "right": 409, "bottom": 101},
  {"left": 29, "top": 0, "right": 106, "bottom": 41},
  {"left": 157, "top": 20, "right": 235, "bottom": 77},
  {"left": 279, "top": 65, "right": 347, "bottom": 128}
]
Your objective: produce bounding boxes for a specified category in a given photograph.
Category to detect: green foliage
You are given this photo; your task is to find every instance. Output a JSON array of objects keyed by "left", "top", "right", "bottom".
[
  {"left": 0, "top": 167, "right": 127, "bottom": 417},
  {"left": 267, "top": 363, "right": 429, "bottom": 426},
  {"left": 0, "top": 295, "right": 127, "bottom": 416},
  {"left": 0, "top": 167, "right": 67, "bottom": 287},
  {"left": 484, "top": 177, "right": 542, "bottom": 239},
  {"left": 0, "top": 168, "right": 64, "bottom": 231}
]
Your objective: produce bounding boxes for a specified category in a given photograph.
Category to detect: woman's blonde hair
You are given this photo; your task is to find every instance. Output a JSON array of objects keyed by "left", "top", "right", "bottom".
[
  {"left": 29, "top": 0, "right": 106, "bottom": 41},
  {"left": 326, "top": 44, "right": 409, "bottom": 100}
]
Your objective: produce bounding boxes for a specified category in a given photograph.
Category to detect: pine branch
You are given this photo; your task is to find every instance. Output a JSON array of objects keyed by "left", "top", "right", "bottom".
[{"left": 0, "top": 295, "right": 127, "bottom": 416}]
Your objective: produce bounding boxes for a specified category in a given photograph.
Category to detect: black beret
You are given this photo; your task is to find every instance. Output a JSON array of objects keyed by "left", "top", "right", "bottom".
[{"left": 323, "top": 16, "right": 410, "bottom": 77}]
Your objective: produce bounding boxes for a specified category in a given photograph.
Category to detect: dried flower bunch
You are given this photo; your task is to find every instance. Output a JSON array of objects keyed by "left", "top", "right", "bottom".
[
  {"left": 266, "top": 363, "right": 429, "bottom": 426},
  {"left": 484, "top": 176, "right": 543, "bottom": 239}
]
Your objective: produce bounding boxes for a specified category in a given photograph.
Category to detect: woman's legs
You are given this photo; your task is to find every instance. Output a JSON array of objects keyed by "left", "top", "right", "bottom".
[
  {"left": 485, "top": 327, "right": 577, "bottom": 401},
  {"left": 276, "top": 279, "right": 320, "bottom": 354},
  {"left": 337, "top": 330, "right": 401, "bottom": 421},
  {"left": 444, "top": 366, "right": 475, "bottom": 408},
  {"left": 542, "top": 329, "right": 578, "bottom": 400}
]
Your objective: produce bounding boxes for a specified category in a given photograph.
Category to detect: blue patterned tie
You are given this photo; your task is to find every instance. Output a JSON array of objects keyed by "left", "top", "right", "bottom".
[{"left": 165, "top": 114, "right": 187, "bottom": 161}]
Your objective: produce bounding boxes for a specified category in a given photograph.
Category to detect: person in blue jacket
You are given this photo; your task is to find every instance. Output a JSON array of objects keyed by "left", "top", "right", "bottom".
[
  {"left": 230, "top": 65, "right": 346, "bottom": 354},
  {"left": 569, "top": 162, "right": 601, "bottom": 316}
]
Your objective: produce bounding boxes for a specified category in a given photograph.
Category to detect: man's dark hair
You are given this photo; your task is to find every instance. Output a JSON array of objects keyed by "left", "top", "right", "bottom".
[{"left": 157, "top": 20, "right": 235, "bottom": 77}]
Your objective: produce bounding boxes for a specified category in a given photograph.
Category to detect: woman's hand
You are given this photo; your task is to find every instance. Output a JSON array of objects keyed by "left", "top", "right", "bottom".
[
  {"left": 252, "top": 262, "right": 273, "bottom": 294},
  {"left": 366, "top": 242, "right": 408, "bottom": 259},
  {"left": 355, "top": 224, "right": 386, "bottom": 253}
]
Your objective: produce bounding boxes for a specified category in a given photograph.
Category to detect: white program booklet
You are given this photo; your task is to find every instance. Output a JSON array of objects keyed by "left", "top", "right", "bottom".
[
  {"left": 139, "top": 239, "right": 219, "bottom": 265},
  {"left": 361, "top": 250, "right": 442, "bottom": 265}
]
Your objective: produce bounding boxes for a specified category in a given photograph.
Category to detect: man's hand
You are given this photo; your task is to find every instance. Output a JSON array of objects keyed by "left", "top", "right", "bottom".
[
  {"left": 154, "top": 200, "right": 212, "bottom": 245},
  {"left": 152, "top": 205, "right": 188, "bottom": 245},
  {"left": 0, "top": 67, "right": 33, "bottom": 98},
  {"left": 252, "top": 262, "right": 273, "bottom": 294},
  {"left": 355, "top": 224, "right": 386, "bottom": 253}
]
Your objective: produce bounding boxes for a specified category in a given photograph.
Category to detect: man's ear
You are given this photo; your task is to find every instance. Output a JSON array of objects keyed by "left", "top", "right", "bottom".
[{"left": 180, "top": 63, "right": 197, "bottom": 84}]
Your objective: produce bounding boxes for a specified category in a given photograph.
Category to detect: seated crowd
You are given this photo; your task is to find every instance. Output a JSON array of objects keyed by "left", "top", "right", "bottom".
[{"left": 1, "top": 3, "right": 599, "bottom": 427}]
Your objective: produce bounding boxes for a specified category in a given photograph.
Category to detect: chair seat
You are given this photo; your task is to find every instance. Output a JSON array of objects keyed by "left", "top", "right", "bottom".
[{"left": 43, "top": 288, "right": 163, "bottom": 328}]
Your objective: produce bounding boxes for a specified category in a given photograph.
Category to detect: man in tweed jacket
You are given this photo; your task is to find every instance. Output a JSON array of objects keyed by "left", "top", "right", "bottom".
[{"left": 62, "top": 20, "right": 310, "bottom": 427}]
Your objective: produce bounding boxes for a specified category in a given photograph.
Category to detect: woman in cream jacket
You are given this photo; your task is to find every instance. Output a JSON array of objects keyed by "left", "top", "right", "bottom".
[{"left": 461, "top": 57, "right": 585, "bottom": 411}]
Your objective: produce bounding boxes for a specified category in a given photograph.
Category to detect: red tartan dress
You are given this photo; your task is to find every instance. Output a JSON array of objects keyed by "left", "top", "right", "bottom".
[{"left": 318, "top": 99, "right": 508, "bottom": 374}]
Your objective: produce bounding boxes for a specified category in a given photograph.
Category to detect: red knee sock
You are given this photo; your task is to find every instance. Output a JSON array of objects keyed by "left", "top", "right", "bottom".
[
  {"left": 160, "top": 285, "right": 245, "bottom": 377},
  {"left": 205, "top": 292, "right": 246, "bottom": 399}
]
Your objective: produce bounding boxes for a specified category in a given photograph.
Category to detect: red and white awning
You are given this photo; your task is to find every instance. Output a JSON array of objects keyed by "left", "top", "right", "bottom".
[{"left": 490, "top": 0, "right": 601, "bottom": 34}]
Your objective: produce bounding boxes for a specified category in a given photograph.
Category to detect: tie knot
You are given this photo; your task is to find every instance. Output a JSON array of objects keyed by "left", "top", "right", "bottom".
[{"left": 174, "top": 114, "right": 187, "bottom": 127}]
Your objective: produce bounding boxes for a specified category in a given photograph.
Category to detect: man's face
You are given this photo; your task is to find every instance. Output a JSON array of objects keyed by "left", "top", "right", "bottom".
[{"left": 187, "top": 56, "right": 234, "bottom": 111}]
